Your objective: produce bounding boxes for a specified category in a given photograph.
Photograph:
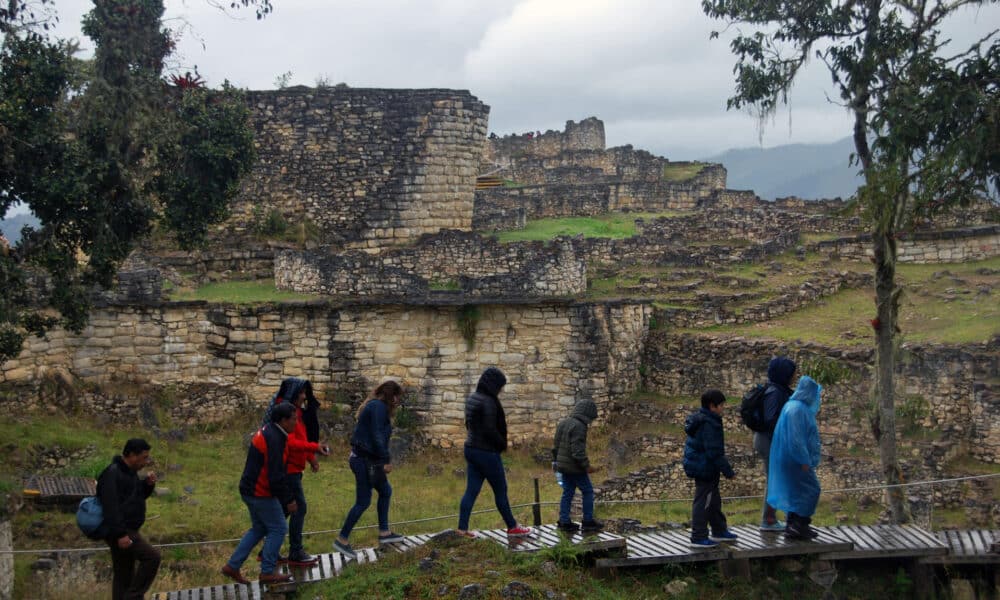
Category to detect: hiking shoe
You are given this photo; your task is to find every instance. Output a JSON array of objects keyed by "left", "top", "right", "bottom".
[
  {"left": 454, "top": 530, "right": 477, "bottom": 539},
  {"left": 258, "top": 572, "right": 293, "bottom": 585},
  {"left": 690, "top": 538, "right": 719, "bottom": 548},
  {"left": 256, "top": 551, "right": 288, "bottom": 564},
  {"left": 221, "top": 564, "right": 250, "bottom": 585},
  {"left": 506, "top": 525, "right": 533, "bottom": 537},
  {"left": 581, "top": 519, "right": 605, "bottom": 532},
  {"left": 759, "top": 520, "right": 786, "bottom": 532},
  {"left": 557, "top": 521, "right": 580, "bottom": 532},
  {"left": 710, "top": 530, "right": 738, "bottom": 542},
  {"left": 287, "top": 550, "right": 318, "bottom": 566},
  {"left": 785, "top": 525, "right": 816, "bottom": 541},
  {"left": 378, "top": 532, "right": 405, "bottom": 544},
  {"left": 333, "top": 539, "right": 357, "bottom": 559}
]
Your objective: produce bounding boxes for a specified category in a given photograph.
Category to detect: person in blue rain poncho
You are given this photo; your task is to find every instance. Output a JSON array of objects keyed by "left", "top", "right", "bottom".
[{"left": 766, "top": 375, "right": 822, "bottom": 540}]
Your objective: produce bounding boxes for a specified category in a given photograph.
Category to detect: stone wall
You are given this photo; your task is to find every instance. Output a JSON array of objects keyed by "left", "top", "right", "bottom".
[
  {"left": 0, "top": 300, "right": 651, "bottom": 446},
  {"left": 642, "top": 332, "right": 1000, "bottom": 464},
  {"left": 222, "top": 87, "right": 489, "bottom": 249},
  {"left": 813, "top": 225, "right": 1000, "bottom": 263},
  {"left": 274, "top": 230, "right": 586, "bottom": 299},
  {"left": 483, "top": 117, "right": 605, "bottom": 166}
]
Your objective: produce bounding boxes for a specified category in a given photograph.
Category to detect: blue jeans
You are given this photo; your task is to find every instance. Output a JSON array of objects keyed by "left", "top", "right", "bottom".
[
  {"left": 339, "top": 454, "right": 391, "bottom": 539},
  {"left": 458, "top": 446, "right": 516, "bottom": 531},
  {"left": 559, "top": 472, "right": 594, "bottom": 523},
  {"left": 287, "top": 472, "right": 307, "bottom": 553},
  {"left": 227, "top": 495, "right": 287, "bottom": 574}
]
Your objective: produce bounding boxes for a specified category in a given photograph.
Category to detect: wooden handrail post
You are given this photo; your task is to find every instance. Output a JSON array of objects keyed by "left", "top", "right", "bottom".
[{"left": 532, "top": 477, "right": 542, "bottom": 527}]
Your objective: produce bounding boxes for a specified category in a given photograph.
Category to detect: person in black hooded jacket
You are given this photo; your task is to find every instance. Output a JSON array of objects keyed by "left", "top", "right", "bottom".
[
  {"left": 683, "top": 390, "right": 737, "bottom": 547},
  {"left": 455, "top": 367, "right": 533, "bottom": 538},
  {"left": 754, "top": 356, "right": 797, "bottom": 531}
]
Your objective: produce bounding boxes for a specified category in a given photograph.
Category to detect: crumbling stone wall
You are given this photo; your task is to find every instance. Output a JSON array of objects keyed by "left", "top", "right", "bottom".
[
  {"left": 0, "top": 300, "right": 651, "bottom": 445},
  {"left": 814, "top": 225, "right": 1000, "bottom": 263},
  {"left": 223, "top": 87, "right": 489, "bottom": 250},
  {"left": 275, "top": 230, "right": 586, "bottom": 299}
]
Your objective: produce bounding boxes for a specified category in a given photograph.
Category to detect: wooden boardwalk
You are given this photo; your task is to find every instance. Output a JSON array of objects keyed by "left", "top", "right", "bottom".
[{"left": 152, "top": 525, "right": 999, "bottom": 598}]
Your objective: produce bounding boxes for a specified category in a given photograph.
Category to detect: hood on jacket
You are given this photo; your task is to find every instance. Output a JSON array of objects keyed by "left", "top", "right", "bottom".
[
  {"left": 767, "top": 356, "right": 797, "bottom": 387},
  {"left": 262, "top": 377, "right": 320, "bottom": 441},
  {"left": 475, "top": 367, "right": 507, "bottom": 398},
  {"left": 571, "top": 399, "right": 598, "bottom": 425},
  {"left": 684, "top": 407, "right": 717, "bottom": 435},
  {"left": 789, "top": 375, "right": 822, "bottom": 416}
]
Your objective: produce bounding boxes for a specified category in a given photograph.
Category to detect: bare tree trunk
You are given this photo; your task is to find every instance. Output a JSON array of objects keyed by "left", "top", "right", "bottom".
[{"left": 872, "top": 228, "right": 910, "bottom": 524}]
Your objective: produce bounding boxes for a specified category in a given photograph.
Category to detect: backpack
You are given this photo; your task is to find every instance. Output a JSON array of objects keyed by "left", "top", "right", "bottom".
[
  {"left": 739, "top": 383, "right": 769, "bottom": 432},
  {"left": 76, "top": 496, "right": 108, "bottom": 540}
]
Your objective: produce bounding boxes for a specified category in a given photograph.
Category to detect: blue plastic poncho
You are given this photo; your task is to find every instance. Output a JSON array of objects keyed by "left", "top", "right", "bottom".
[{"left": 766, "top": 375, "right": 822, "bottom": 517}]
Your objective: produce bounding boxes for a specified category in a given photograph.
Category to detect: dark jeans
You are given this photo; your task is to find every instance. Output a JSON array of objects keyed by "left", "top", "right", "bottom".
[
  {"left": 227, "top": 495, "right": 287, "bottom": 574},
  {"left": 107, "top": 530, "right": 161, "bottom": 600},
  {"left": 458, "top": 446, "right": 516, "bottom": 531},
  {"left": 340, "top": 453, "right": 392, "bottom": 539},
  {"left": 691, "top": 474, "right": 728, "bottom": 541},
  {"left": 559, "top": 472, "right": 594, "bottom": 523},
  {"left": 287, "top": 472, "right": 307, "bottom": 553}
]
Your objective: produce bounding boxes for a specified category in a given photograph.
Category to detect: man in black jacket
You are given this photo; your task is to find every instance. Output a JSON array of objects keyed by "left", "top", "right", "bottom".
[{"left": 97, "top": 438, "right": 160, "bottom": 600}]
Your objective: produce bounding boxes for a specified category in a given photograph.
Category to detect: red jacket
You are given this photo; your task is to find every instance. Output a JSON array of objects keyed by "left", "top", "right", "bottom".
[{"left": 286, "top": 403, "right": 320, "bottom": 474}]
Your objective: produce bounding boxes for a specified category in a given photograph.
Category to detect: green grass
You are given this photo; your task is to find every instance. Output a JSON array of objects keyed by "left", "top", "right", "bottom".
[
  {"left": 661, "top": 162, "right": 706, "bottom": 182},
  {"left": 497, "top": 212, "right": 681, "bottom": 243},
  {"left": 166, "top": 279, "right": 322, "bottom": 303}
]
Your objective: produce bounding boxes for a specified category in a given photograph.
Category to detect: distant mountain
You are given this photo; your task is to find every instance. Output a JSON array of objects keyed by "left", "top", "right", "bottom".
[
  {"left": 0, "top": 213, "right": 39, "bottom": 243},
  {"left": 703, "top": 136, "right": 864, "bottom": 200}
]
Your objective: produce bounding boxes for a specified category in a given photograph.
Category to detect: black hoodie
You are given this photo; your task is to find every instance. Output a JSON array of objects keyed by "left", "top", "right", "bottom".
[{"left": 464, "top": 367, "right": 508, "bottom": 453}]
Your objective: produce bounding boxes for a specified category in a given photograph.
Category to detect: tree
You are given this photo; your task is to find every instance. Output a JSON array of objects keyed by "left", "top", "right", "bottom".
[
  {"left": 0, "top": 0, "right": 256, "bottom": 364},
  {"left": 702, "top": 0, "right": 999, "bottom": 523}
]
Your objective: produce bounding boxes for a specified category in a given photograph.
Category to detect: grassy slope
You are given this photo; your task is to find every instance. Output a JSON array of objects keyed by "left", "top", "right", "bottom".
[
  {"left": 496, "top": 212, "right": 685, "bottom": 243},
  {"left": 166, "top": 279, "right": 322, "bottom": 303}
]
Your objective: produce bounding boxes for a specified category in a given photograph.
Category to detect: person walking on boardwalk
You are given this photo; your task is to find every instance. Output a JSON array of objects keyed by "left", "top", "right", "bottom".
[
  {"left": 260, "top": 378, "right": 330, "bottom": 566},
  {"left": 98, "top": 438, "right": 161, "bottom": 600},
  {"left": 683, "top": 390, "right": 738, "bottom": 548},
  {"left": 552, "top": 399, "right": 603, "bottom": 533},
  {"left": 333, "top": 380, "right": 406, "bottom": 559},
  {"left": 767, "top": 375, "right": 823, "bottom": 540},
  {"left": 222, "top": 402, "right": 298, "bottom": 586},
  {"left": 455, "top": 367, "right": 533, "bottom": 539},
  {"left": 755, "top": 356, "right": 797, "bottom": 531}
]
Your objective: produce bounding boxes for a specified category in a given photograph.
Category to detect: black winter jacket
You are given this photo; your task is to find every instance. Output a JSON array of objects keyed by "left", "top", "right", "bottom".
[
  {"left": 552, "top": 400, "right": 597, "bottom": 474},
  {"left": 96, "top": 456, "right": 154, "bottom": 539},
  {"left": 682, "top": 408, "right": 735, "bottom": 480},
  {"left": 465, "top": 368, "right": 508, "bottom": 453}
]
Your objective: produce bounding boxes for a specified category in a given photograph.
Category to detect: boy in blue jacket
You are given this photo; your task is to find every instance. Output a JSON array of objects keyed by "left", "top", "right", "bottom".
[{"left": 683, "top": 390, "right": 738, "bottom": 548}]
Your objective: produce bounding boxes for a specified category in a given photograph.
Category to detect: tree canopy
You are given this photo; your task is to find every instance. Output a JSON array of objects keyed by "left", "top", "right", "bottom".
[
  {"left": 0, "top": 0, "right": 257, "bottom": 363},
  {"left": 703, "top": 0, "right": 999, "bottom": 522}
]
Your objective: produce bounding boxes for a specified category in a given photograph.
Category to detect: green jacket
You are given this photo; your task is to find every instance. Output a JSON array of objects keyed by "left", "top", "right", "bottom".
[{"left": 552, "top": 400, "right": 598, "bottom": 475}]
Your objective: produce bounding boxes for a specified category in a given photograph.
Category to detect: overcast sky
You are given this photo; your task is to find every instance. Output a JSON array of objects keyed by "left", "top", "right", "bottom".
[{"left": 36, "top": 0, "right": 1000, "bottom": 160}]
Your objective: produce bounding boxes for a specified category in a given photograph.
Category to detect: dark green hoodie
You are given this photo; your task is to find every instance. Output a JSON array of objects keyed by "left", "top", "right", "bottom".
[{"left": 552, "top": 400, "right": 598, "bottom": 475}]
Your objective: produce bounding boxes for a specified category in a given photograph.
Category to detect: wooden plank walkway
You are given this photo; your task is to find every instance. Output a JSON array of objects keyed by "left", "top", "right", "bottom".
[
  {"left": 920, "top": 529, "right": 1000, "bottom": 564},
  {"left": 475, "top": 524, "right": 626, "bottom": 553},
  {"left": 819, "top": 525, "right": 948, "bottom": 560}
]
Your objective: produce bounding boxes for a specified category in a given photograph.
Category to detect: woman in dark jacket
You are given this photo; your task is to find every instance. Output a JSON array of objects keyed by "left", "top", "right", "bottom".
[
  {"left": 455, "top": 367, "right": 533, "bottom": 538},
  {"left": 333, "top": 380, "right": 404, "bottom": 559}
]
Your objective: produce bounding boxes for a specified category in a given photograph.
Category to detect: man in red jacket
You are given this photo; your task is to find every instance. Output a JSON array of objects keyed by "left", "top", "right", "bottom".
[{"left": 261, "top": 378, "right": 330, "bottom": 565}]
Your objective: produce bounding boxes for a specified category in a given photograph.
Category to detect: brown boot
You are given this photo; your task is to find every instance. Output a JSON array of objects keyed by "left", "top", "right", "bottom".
[
  {"left": 259, "top": 572, "right": 293, "bottom": 585},
  {"left": 221, "top": 564, "right": 250, "bottom": 585}
]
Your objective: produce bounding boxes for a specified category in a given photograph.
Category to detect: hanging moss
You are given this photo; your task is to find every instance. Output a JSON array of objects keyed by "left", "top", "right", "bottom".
[{"left": 457, "top": 305, "right": 480, "bottom": 351}]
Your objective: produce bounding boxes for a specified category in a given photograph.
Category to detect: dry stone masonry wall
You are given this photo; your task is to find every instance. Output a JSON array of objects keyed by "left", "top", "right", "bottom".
[
  {"left": 0, "top": 301, "right": 651, "bottom": 446},
  {"left": 814, "top": 225, "right": 1000, "bottom": 263},
  {"left": 224, "top": 87, "right": 489, "bottom": 250}
]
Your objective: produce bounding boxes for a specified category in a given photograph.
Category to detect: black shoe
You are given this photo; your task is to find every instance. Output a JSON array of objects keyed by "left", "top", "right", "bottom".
[
  {"left": 581, "top": 519, "right": 604, "bottom": 532},
  {"left": 287, "top": 550, "right": 318, "bottom": 566},
  {"left": 557, "top": 521, "right": 580, "bottom": 532},
  {"left": 785, "top": 525, "right": 811, "bottom": 540}
]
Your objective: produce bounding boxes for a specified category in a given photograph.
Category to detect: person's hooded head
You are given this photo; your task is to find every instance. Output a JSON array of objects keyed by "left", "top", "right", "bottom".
[
  {"left": 790, "top": 375, "right": 822, "bottom": 416},
  {"left": 475, "top": 367, "right": 506, "bottom": 398},
  {"left": 571, "top": 399, "right": 598, "bottom": 425},
  {"left": 767, "top": 356, "right": 797, "bottom": 388}
]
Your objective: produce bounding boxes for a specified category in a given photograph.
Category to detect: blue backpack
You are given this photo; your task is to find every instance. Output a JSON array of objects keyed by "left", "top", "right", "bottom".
[{"left": 76, "top": 496, "right": 108, "bottom": 540}]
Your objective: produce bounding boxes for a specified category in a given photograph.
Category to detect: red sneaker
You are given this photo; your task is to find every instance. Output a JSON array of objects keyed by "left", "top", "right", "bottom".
[{"left": 506, "top": 525, "right": 533, "bottom": 537}]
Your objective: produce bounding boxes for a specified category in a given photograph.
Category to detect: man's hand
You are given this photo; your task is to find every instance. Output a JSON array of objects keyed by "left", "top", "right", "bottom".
[
  {"left": 309, "top": 458, "right": 320, "bottom": 473},
  {"left": 383, "top": 464, "right": 393, "bottom": 474},
  {"left": 145, "top": 472, "right": 157, "bottom": 485},
  {"left": 117, "top": 535, "right": 133, "bottom": 549},
  {"left": 586, "top": 466, "right": 598, "bottom": 474},
  {"left": 726, "top": 471, "right": 736, "bottom": 480},
  {"left": 287, "top": 501, "right": 299, "bottom": 514},
  {"left": 318, "top": 444, "right": 331, "bottom": 456},
  {"left": 801, "top": 464, "right": 811, "bottom": 472}
]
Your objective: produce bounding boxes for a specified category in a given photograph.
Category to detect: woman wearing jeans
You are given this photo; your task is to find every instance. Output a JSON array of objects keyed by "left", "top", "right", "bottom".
[
  {"left": 455, "top": 367, "right": 533, "bottom": 538},
  {"left": 333, "top": 380, "right": 405, "bottom": 559}
]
